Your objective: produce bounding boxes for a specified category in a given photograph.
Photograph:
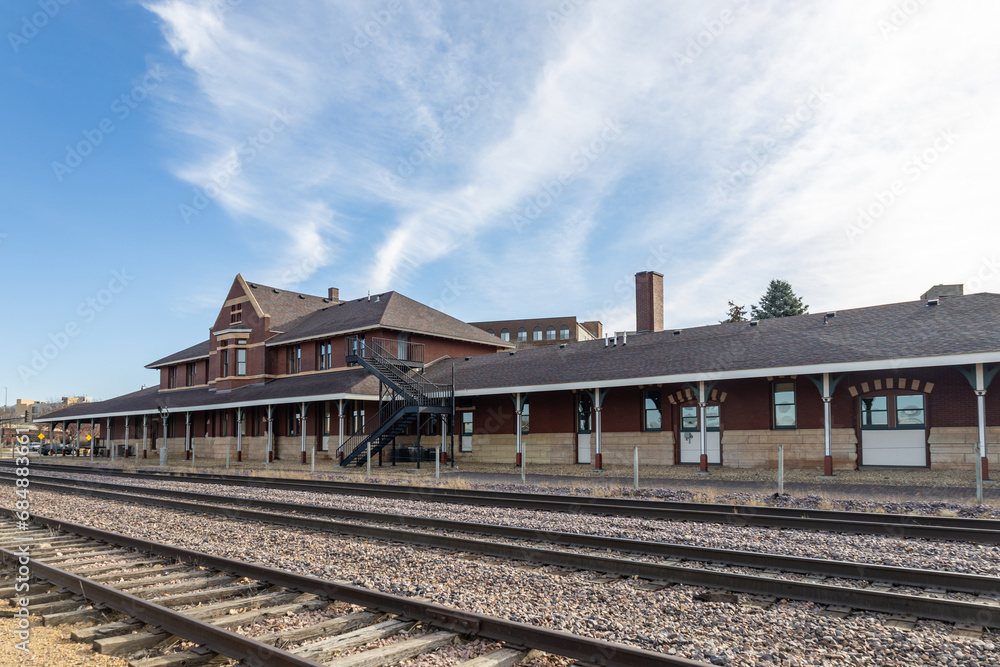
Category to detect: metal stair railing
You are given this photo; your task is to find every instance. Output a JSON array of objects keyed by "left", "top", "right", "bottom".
[
  {"left": 346, "top": 336, "right": 453, "bottom": 406},
  {"left": 339, "top": 396, "right": 413, "bottom": 466}
]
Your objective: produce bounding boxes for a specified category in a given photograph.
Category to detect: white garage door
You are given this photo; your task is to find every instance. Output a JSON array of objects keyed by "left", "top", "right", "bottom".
[{"left": 862, "top": 430, "right": 926, "bottom": 467}]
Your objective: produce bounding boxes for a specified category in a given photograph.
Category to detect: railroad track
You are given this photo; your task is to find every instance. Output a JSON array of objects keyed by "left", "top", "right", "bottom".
[
  {"left": 6, "top": 472, "right": 1000, "bottom": 634},
  {"left": 2, "top": 460, "right": 998, "bottom": 542},
  {"left": 0, "top": 511, "right": 685, "bottom": 666}
]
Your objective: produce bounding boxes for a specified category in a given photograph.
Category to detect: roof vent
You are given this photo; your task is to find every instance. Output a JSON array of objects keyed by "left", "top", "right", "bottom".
[
  {"left": 374, "top": 295, "right": 380, "bottom": 302},
  {"left": 464, "top": 356, "right": 471, "bottom": 361},
  {"left": 509, "top": 351, "right": 516, "bottom": 356},
  {"left": 322, "top": 298, "right": 330, "bottom": 303},
  {"left": 272, "top": 289, "right": 280, "bottom": 294},
  {"left": 559, "top": 343, "right": 567, "bottom": 349},
  {"left": 248, "top": 283, "right": 257, "bottom": 288},
  {"left": 826, "top": 311, "right": 836, "bottom": 318},
  {"left": 749, "top": 320, "right": 759, "bottom": 327},
  {"left": 673, "top": 330, "right": 681, "bottom": 335},
  {"left": 298, "top": 294, "right": 306, "bottom": 299},
  {"left": 927, "top": 298, "right": 939, "bottom": 306}
]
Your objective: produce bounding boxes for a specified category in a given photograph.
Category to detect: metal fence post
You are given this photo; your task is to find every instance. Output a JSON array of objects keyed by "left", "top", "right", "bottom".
[
  {"left": 778, "top": 444, "right": 785, "bottom": 496},
  {"left": 634, "top": 446, "right": 639, "bottom": 490}
]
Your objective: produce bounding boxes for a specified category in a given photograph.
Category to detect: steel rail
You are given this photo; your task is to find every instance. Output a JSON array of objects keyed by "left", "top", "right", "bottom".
[
  {"left": 13, "top": 472, "right": 1000, "bottom": 595},
  {"left": 4, "top": 464, "right": 1000, "bottom": 543},
  {"left": 0, "top": 509, "right": 696, "bottom": 667},
  {"left": 11, "top": 478, "right": 1000, "bottom": 629},
  {"left": 4, "top": 460, "right": 998, "bottom": 533},
  {"left": 0, "top": 544, "right": 324, "bottom": 667}
]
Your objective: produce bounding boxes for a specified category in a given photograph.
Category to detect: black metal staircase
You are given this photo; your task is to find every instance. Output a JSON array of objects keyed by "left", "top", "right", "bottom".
[{"left": 339, "top": 336, "right": 453, "bottom": 466}]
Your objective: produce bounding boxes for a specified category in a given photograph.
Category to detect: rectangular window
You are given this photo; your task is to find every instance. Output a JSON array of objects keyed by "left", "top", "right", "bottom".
[
  {"left": 168, "top": 366, "right": 177, "bottom": 389},
  {"left": 461, "top": 411, "right": 473, "bottom": 435},
  {"left": 288, "top": 408, "right": 301, "bottom": 436},
  {"left": 895, "top": 394, "right": 925, "bottom": 428},
  {"left": 236, "top": 348, "right": 247, "bottom": 376},
  {"left": 239, "top": 410, "right": 246, "bottom": 436},
  {"left": 186, "top": 362, "right": 196, "bottom": 387},
  {"left": 323, "top": 402, "right": 331, "bottom": 436},
  {"left": 577, "top": 394, "right": 592, "bottom": 433},
  {"left": 681, "top": 405, "right": 720, "bottom": 431},
  {"left": 317, "top": 341, "right": 332, "bottom": 370},
  {"left": 520, "top": 401, "right": 529, "bottom": 435},
  {"left": 680, "top": 406, "right": 698, "bottom": 430},
  {"left": 860, "top": 395, "right": 889, "bottom": 428},
  {"left": 773, "top": 381, "right": 796, "bottom": 429},
  {"left": 287, "top": 346, "right": 301, "bottom": 374},
  {"left": 706, "top": 405, "right": 720, "bottom": 430},
  {"left": 221, "top": 350, "right": 229, "bottom": 378},
  {"left": 643, "top": 390, "right": 662, "bottom": 431},
  {"left": 230, "top": 303, "right": 242, "bottom": 324}
]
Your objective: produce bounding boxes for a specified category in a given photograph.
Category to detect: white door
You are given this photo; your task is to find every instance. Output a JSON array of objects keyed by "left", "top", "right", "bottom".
[
  {"left": 577, "top": 434, "right": 591, "bottom": 464},
  {"left": 862, "top": 430, "right": 926, "bottom": 466},
  {"left": 679, "top": 431, "right": 721, "bottom": 464},
  {"left": 321, "top": 435, "right": 330, "bottom": 452},
  {"left": 460, "top": 435, "right": 472, "bottom": 452}
]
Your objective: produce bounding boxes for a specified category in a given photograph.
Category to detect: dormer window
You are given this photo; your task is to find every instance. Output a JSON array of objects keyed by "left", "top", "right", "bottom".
[{"left": 230, "top": 303, "right": 242, "bottom": 324}]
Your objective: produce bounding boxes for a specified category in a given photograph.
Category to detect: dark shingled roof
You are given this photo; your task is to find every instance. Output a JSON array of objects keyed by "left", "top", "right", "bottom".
[
  {"left": 267, "top": 292, "right": 510, "bottom": 348},
  {"left": 427, "top": 293, "right": 1000, "bottom": 392},
  {"left": 38, "top": 370, "right": 378, "bottom": 421},
  {"left": 146, "top": 340, "right": 210, "bottom": 369},
  {"left": 246, "top": 281, "right": 334, "bottom": 331}
]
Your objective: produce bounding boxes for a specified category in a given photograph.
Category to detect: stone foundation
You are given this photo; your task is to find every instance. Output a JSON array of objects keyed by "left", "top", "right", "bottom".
[
  {"left": 929, "top": 427, "right": 1000, "bottom": 469},
  {"left": 722, "top": 429, "right": 858, "bottom": 469},
  {"left": 586, "top": 431, "right": 675, "bottom": 465},
  {"left": 455, "top": 433, "right": 576, "bottom": 465}
]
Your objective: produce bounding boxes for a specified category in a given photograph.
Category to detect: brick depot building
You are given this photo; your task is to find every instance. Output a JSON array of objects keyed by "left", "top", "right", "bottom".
[{"left": 38, "top": 273, "right": 1000, "bottom": 476}]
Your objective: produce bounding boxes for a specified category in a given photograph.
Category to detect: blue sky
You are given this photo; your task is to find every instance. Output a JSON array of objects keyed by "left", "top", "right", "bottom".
[{"left": 2, "top": 0, "right": 998, "bottom": 404}]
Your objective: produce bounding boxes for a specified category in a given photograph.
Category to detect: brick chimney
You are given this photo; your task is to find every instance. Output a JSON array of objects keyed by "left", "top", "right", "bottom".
[
  {"left": 328, "top": 287, "right": 340, "bottom": 301},
  {"left": 635, "top": 271, "right": 664, "bottom": 333}
]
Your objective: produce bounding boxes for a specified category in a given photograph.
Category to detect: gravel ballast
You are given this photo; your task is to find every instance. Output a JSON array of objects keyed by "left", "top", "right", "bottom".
[{"left": 8, "top": 478, "right": 1000, "bottom": 666}]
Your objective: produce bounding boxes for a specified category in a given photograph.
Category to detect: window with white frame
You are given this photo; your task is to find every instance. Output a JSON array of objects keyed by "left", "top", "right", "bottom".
[{"left": 772, "top": 381, "right": 796, "bottom": 429}]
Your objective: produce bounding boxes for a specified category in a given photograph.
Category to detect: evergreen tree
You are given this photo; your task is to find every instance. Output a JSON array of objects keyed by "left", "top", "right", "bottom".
[
  {"left": 750, "top": 280, "right": 808, "bottom": 320},
  {"left": 720, "top": 301, "right": 748, "bottom": 323}
]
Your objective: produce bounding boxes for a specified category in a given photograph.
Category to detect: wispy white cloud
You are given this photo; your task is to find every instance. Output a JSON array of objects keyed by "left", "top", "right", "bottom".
[{"left": 142, "top": 0, "right": 1000, "bottom": 333}]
